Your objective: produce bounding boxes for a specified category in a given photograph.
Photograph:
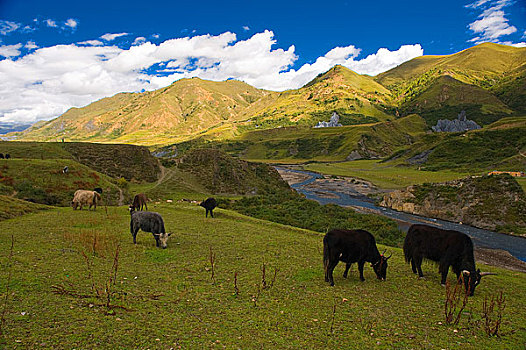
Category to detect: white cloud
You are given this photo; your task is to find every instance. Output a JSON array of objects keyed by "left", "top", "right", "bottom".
[
  {"left": 25, "top": 41, "right": 38, "bottom": 50},
  {"left": 100, "top": 32, "right": 129, "bottom": 41},
  {"left": 152, "top": 34, "right": 160, "bottom": 39},
  {"left": 0, "top": 44, "right": 22, "bottom": 57},
  {"left": 45, "top": 19, "right": 58, "bottom": 28},
  {"left": 466, "top": 0, "right": 520, "bottom": 44},
  {"left": 243, "top": 26, "right": 250, "bottom": 31},
  {"left": 132, "top": 37, "right": 147, "bottom": 45},
  {"left": 0, "top": 30, "right": 423, "bottom": 124},
  {"left": 77, "top": 40, "right": 104, "bottom": 46},
  {"left": 64, "top": 18, "right": 78, "bottom": 29},
  {"left": 0, "top": 20, "right": 20, "bottom": 35}
]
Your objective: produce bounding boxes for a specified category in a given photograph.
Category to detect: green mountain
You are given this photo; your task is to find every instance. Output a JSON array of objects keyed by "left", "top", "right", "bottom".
[
  {"left": 13, "top": 78, "right": 277, "bottom": 145},
  {"left": 376, "top": 43, "right": 526, "bottom": 125},
  {"left": 238, "top": 65, "right": 393, "bottom": 130}
]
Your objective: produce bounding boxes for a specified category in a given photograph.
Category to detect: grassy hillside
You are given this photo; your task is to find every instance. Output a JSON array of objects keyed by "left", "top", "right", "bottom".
[
  {"left": 391, "top": 120, "right": 526, "bottom": 172},
  {"left": 237, "top": 65, "right": 393, "bottom": 130},
  {"left": 401, "top": 75, "right": 514, "bottom": 126},
  {"left": 0, "top": 195, "right": 49, "bottom": 221},
  {"left": 12, "top": 78, "right": 277, "bottom": 146},
  {"left": 0, "top": 204, "right": 524, "bottom": 348},
  {"left": 376, "top": 43, "right": 526, "bottom": 126},
  {"left": 0, "top": 158, "right": 124, "bottom": 206},
  {"left": 0, "top": 141, "right": 161, "bottom": 182},
  {"left": 161, "top": 114, "right": 427, "bottom": 163}
]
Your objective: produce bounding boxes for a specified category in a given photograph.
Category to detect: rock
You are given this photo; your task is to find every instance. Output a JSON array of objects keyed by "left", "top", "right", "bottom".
[
  {"left": 432, "top": 110, "right": 481, "bottom": 133},
  {"left": 314, "top": 112, "right": 343, "bottom": 128},
  {"left": 380, "top": 174, "right": 526, "bottom": 233}
]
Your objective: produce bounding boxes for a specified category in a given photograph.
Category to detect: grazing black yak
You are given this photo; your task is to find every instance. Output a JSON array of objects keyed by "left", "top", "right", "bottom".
[
  {"left": 199, "top": 197, "right": 217, "bottom": 218},
  {"left": 129, "top": 207, "right": 171, "bottom": 248},
  {"left": 403, "top": 224, "right": 495, "bottom": 296},
  {"left": 323, "top": 228, "right": 391, "bottom": 286}
]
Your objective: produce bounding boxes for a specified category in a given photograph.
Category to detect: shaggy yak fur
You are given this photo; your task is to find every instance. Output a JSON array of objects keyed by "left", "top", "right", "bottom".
[
  {"left": 72, "top": 190, "right": 101, "bottom": 210},
  {"left": 403, "top": 224, "right": 495, "bottom": 296},
  {"left": 199, "top": 197, "right": 217, "bottom": 218},
  {"left": 131, "top": 193, "right": 148, "bottom": 211},
  {"left": 129, "top": 207, "right": 171, "bottom": 248}
]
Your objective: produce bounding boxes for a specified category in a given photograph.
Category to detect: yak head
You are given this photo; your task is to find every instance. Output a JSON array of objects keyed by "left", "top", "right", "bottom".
[
  {"left": 153, "top": 232, "right": 172, "bottom": 249},
  {"left": 462, "top": 269, "right": 496, "bottom": 296},
  {"left": 372, "top": 250, "right": 392, "bottom": 281},
  {"left": 128, "top": 205, "right": 135, "bottom": 214}
]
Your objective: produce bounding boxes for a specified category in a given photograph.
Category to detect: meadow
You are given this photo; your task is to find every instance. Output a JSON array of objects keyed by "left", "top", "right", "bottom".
[
  {"left": 1, "top": 203, "right": 524, "bottom": 349},
  {"left": 304, "top": 160, "right": 471, "bottom": 189}
]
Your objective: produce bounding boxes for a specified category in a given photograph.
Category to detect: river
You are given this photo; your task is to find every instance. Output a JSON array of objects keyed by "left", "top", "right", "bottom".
[{"left": 276, "top": 167, "right": 526, "bottom": 262}]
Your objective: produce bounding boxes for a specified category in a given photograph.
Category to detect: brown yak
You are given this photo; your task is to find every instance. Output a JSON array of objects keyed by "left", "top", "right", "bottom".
[{"left": 131, "top": 193, "right": 148, "bottom": 211}]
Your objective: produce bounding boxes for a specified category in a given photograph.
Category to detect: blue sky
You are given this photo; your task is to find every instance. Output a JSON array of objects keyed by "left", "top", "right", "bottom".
[{"left": 0, "top": 0, "right": 525, "bottom": 124}]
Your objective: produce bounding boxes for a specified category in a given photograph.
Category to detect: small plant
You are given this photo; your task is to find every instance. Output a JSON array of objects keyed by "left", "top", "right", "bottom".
[
  {"left": 117, "top": 177, "right": 129, "bottom": 190},
  {"left": 444, "top": 277, "right": 469, "bottom": 325},
  {"left": 209, "top": 247, "right": 216, "bottom": 284},
  {"left": 233, "top": 272, "right": 239, "bottom": 296},
  {"left": 482, "top": 291, "right": 506, "bottom": 337}
]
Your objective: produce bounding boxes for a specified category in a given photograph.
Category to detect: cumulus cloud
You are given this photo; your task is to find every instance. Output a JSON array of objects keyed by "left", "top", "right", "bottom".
[
  {"left": 243, "top": 26, "right": 250, "bottom": 31},
  {"left": 0, "top": 44, "right": 22, "bottom": 57},
  {"left": 45, "top": 19, "right": 58, "bottom": 28},
  {"left": 100, "top": 32, "right": 129, "bottom": 41},
  {"left": 0, "top": 20, "right": 20, "bottom": 35},
  {"left": 25, "top": 41, "right": 38, "bottom": 50},
  {"left": 0, "top": 30, "right": 423, "bottom": 124},
  {"left": 466, "top": 0, "right": 521, "bottom": 44},
  {"left": 77, "top": 40, "right": 104, "bottom": 46},
  {"left": 64, "top": 18, "right": 78, "bottom": 29},
  {"left": 132, "top": 37, "right": 147, "bottom": 45}
]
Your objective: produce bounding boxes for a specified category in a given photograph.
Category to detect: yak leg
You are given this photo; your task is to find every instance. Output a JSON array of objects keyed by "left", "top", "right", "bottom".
[
  {"left": 358, "top": 261, "right": 366, "bottom": 281},
  {"left": 152, "top": 234, "right": 160, "bottom": 247},
  {"left": 131, "top": 223, "right": 139, "bottom": 244},
  {"left": 439, "top": 261, "right": 450, "bottom": 286},
  {"left": 210, "top": 209, "right": 214, "bottom": 218},
  {"left": 143, "top": 202, "right": 147, "bottom": 211},
  {"left": 410, "top": 258, "right": 418, "bottom": 274},
  {"left": 343, "top": 263, "right": 352, "bottom": 278},
  {"left": 205, "top": 209, "right": 209, "bottom": 218},
  {"left": 327, "top": 259, "right": 339, "bottom": 286},
  {"left": 414, "top": 255, "right": 424, "bottom": 278}
]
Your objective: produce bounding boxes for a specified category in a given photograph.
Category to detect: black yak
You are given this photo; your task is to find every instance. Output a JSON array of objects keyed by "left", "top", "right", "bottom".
[
  {"left": 403, "top": 224, "right": 495, "bottom": 296},
  {"left": 323, "top": 229, "right": 391, "bottom": 286},
  {"left": 199, "top": 197, "right": 217, "bottom": 218},
  {"left": 129, "top": 207, "right": 171, "bottom": 248}
]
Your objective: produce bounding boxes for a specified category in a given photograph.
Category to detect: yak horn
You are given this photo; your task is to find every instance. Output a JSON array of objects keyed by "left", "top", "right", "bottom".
[
  {"left": 381, "top": 249, "right": 387, "bottom": 256},
  {"left": 385, "top": 253, "right": 392, "bottom": 260},
  {"left": 480, "top": 272, "right": 497, "bottom": 277},
  {"left": 462, "top": 270, "right": 470, "bottom": 276}
]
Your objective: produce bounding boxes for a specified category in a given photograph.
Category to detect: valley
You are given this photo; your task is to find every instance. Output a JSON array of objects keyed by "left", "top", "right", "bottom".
[{"left": 0, "top": 42, "right": 525, "bottom": 349}]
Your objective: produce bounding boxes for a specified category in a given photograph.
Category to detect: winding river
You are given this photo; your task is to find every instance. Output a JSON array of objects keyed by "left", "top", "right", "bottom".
[{"left": 276, "top": 167, "right": 526, "bottom": 262}]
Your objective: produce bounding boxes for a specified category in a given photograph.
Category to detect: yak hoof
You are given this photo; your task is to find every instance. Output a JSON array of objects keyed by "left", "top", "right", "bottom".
[{"left": 441, "top": 283, "right": 446, "bottom": 287}]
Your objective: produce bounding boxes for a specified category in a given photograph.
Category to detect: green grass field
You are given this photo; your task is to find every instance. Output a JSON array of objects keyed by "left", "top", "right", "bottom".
[
  {"left": 1, "top": 204, "right": 524, "bottom": 349},
  {"left": 304, "top": 160, "right": 471, "bottom": 189}
]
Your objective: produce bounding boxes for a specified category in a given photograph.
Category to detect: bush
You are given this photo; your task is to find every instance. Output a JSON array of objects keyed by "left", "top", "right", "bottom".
[{"left": 224, "top": 190, "right": 404, "bottom": 247}]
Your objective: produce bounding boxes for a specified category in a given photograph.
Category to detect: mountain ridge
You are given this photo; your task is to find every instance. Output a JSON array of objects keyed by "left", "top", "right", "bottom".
[{"left": 9, "top": 43, "right": 526, "bottom": 146}]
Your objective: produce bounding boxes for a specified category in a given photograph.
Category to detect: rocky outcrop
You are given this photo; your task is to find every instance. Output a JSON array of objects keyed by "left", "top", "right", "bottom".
[
  {"left": 432, "top": 110, "right": 481, "bottom": 132},
  {"left": 380, "top": 174, "right": 526, "bottom": 235},
  {"left": 314, "top": 112, "right": 342, "bottom": 128}
]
